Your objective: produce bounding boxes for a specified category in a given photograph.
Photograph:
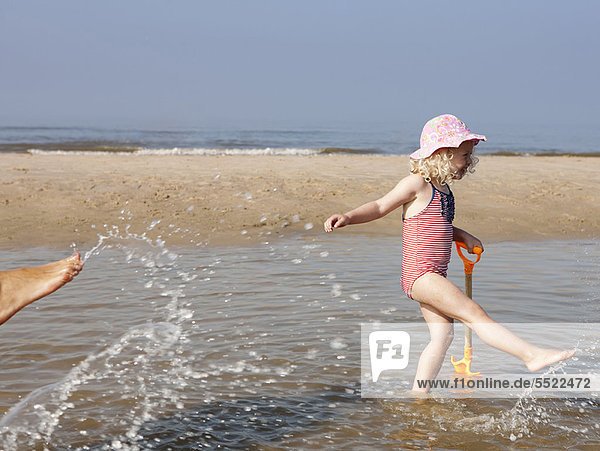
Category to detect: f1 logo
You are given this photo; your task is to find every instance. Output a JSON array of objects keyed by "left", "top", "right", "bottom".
[{"left": 368, "top": 331, "right": 410, "bottom": 382}]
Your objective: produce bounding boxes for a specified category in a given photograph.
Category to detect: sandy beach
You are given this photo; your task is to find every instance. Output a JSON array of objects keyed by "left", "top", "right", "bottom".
[{"left": 0, "top": 154, "right": 598, "bottom": 249}]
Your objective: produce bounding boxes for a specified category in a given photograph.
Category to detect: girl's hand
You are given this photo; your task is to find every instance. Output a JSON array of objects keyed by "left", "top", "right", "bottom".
[
  {"left": 453, "top": 227, "right": 484, "bottom": 253},
  {"left": 324, "top": 214, "right": 350, "bottom": 232},
  {"left": 464, "top": 236, "right": 484, "bottom": 253}
]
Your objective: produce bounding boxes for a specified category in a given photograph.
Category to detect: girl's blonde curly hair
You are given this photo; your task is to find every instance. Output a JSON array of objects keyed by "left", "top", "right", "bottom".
[{"left": 409, "top": 148, "right": 478, "bottom": 185}]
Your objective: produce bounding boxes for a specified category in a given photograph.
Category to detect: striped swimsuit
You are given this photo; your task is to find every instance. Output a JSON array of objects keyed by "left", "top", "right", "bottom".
[{"left": 401, "top": 183, "right": 454, "bottom": 299}]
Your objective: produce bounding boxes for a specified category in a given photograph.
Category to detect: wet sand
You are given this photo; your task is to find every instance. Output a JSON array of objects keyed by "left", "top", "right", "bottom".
[{"left": 0, "top": 154, "right": 598, "bottom": 249}]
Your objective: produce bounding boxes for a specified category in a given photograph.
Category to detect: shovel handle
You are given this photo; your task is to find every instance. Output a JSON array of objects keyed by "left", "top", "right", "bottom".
[{"left": 455, "top": 242, "right": 482, "bottom": 275}]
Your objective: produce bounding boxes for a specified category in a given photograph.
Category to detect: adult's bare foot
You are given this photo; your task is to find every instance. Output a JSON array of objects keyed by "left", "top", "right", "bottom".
[
  {"left": 526, "top": 348, "right": 576, "bottom": 372},
  {"left": 0, "top": 253, "right": 84, "bottom": 325}
]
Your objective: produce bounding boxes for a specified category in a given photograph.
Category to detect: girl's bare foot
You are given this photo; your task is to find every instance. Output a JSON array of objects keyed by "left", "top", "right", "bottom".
[
  {"left": 525, "top": 348, "right": 576, "bottom": 372},
  {"left": 0, "top": 253, "right": 84, "bottom": 325}
]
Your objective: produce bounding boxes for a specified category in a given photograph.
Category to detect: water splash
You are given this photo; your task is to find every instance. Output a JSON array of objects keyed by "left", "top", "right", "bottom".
[{"left": 0, "top": 215, "right": 201, "bottom": 449}]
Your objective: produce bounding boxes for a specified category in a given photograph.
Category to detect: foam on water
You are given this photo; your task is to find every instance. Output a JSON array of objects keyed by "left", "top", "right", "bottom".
[{"left": 28, "top": 147, "right": 336, "bottom": 156}]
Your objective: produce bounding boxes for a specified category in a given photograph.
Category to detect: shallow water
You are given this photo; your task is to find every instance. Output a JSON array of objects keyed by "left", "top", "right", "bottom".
[{"left": 0, "top": 227, "right": 598, "bottom": 449}]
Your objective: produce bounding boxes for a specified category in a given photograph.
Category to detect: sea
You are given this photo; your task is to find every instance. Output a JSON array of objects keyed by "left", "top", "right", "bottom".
[{"left": 0, "top": 122, "right": 599, "bottom": 156}]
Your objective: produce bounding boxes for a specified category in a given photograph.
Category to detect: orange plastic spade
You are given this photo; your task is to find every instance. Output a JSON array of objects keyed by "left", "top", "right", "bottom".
[{"left": 451, "top": 242, "right": 483, "bottom": 376}]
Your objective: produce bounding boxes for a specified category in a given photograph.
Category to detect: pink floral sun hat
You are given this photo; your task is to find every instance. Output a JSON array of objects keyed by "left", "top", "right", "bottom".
[{"left": 410, "top": 114, "right": 486, "bottom": 160}]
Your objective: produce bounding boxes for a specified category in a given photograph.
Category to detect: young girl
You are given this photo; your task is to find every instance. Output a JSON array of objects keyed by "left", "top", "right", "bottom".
[{"left": 324, "top": 114, "right": 574, "bottom": 392}]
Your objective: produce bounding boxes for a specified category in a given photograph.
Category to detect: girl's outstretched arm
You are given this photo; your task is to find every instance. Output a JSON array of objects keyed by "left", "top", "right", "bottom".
[{"left": 324, "top": 174, "right": 424, "bottom": 232}]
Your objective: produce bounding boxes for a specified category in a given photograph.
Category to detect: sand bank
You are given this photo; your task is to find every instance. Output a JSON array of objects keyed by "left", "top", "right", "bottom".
[{"left": 0, "top": 154, "right": 597, "bottom": 249}]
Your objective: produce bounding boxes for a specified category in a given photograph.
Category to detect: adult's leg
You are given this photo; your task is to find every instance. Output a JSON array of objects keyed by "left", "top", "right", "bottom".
[
  {"left": 0, "top": 253, "right": 83, "bottom": 326},
  {"left": 411, "top": 273, "right": 574, "bottom": 372},
  {"left": 412, "top": 303, "right": 454, "bottom": 392}
]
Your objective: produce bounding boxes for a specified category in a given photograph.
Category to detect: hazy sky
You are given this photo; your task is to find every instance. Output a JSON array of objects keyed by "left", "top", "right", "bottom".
[{"left": 1, "top": 0, "right": 598, "bottom": 130}]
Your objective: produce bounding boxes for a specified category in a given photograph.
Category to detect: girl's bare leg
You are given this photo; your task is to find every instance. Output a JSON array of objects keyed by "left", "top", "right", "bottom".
[
  {"left": 411, "top": 273, "right": 574, "bottom": 372},
  {"left": 412, "top": 304, "right": 454, "bottom": 392},
  {"left": 0, "top": 253, "right": 84, "bottom": 326}
]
